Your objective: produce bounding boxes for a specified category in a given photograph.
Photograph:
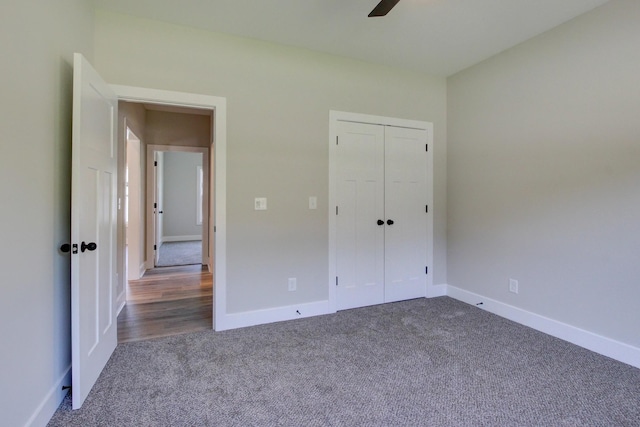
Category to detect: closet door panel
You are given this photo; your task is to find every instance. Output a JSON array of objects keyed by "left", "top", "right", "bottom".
[
  {"left": 384, "top": 126, "right": 428, "bottom": 302},
  {"left": 335, "top": 121, "right": 385, "bottom": 310}
]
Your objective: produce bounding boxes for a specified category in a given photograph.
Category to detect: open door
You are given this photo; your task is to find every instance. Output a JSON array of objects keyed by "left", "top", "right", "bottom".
[
  {"left": 71, "top": 53, "right": 118, "bottom": 409},
  {"left": 153, "top": 151, "right": 164, "bottom": 266}
]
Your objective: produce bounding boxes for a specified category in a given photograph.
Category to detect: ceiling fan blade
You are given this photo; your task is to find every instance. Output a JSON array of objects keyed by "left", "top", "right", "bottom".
[{"left": 368, "top": 0, "right": 401, "bottom": 17}]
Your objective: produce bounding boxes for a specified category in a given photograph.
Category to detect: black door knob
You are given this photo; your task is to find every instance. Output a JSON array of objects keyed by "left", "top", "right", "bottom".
[
  {"left": 377, "top": 219, "right": 384, "bottom": 226},
  {"left": 387, "top": 219, "right": 394, "bottom": 226},
  {"left": 81, "top": 241, "right": 97, "bottom": 253},
  {"left": 60, "top": 243, "right": 71, "bottom": 253},
  {"left": 159, "top": 211, "right": 163, "bottom": 214}
]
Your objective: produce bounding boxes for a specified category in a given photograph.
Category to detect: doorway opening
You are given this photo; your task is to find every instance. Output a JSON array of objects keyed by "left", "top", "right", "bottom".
[
  {"left": 149, "top": 147, "right": 209, "bottom": 269},
  {"left": 117, "top": 100, "right": 216, "bottom": 342},
  {"left": 153, "top": 151, "right": 205, "bottom": 267}
]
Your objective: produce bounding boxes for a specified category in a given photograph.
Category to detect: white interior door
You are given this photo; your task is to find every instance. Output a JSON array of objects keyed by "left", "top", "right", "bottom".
[
  {"left": 335, "top": 121, "right": 385, "bottom": 310},
  {"left": 384, "top": 126, "right": 428, "bottom": 302},
  {"left": 154, "top": 152, "right": 164, "bottom": 266},
  {"left": 71, "top": 53, "right": 118, "bottom": 409}
]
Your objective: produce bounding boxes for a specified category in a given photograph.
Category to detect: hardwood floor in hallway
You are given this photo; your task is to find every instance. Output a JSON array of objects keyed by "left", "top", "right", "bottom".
[{"left": 118, "top": 265, "right": 213, "bottom": 343}]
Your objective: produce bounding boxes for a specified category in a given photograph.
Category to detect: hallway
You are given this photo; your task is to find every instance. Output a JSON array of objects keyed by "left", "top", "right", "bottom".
[{"left": 117, "top": 265, "right": 213, "bottom": 343}]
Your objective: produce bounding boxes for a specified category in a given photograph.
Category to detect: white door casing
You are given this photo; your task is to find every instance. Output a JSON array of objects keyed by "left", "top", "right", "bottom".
[
  {"left": 71, "top": 53, "right": 118, "bottom": 409},
  {"left": 330, "top": 111, "right": 433, "bottom": 312}
]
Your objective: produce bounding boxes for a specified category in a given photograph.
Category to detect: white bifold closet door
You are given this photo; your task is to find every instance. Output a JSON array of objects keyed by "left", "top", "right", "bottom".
[{"left": 336, "top": 120, "right": 428, "bottom": 311}]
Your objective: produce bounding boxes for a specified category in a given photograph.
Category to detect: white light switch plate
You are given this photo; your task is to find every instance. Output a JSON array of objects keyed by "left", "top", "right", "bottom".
[
  {"left": 254, "top": 197, "right": 267, "bottom": 210},
  {"left": 309, "top": 196, "right": 317, "bottom": 210}
]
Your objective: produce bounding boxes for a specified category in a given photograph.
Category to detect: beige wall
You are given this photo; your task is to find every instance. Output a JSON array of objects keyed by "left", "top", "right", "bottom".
[
  {"left": 447, "top": 0, "right": 640, "bottom": 347},
  {"left": 0, "top": 0, "right": 94, "bottom": 425},
  {"left": 146, "top": 110, "right": 211, "bottom": 148},
  {"left": 94, "top": 11, "right": 448, "bottom": 314}
]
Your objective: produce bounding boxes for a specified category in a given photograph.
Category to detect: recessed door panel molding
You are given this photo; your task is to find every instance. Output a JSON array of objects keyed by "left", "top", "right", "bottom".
[{"left": 329, "top": 111, "right": 433, "bottom": 312}]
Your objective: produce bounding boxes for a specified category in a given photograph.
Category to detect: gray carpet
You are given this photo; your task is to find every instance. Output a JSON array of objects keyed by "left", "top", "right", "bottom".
[
  {"left": 156, "top": 240, "right": 202, "bottom": 267},
  {"left": 49, "top": 297, "right": 640, "bottom": 426}
]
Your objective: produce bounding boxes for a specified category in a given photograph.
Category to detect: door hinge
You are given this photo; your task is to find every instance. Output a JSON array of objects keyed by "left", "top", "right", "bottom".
[
  {"left": 336, "top": 206, "right": 339, "bottom": 215},
  {"left": 336, "top": 136, "right": 339, "bottom": 145},
  {"left": 425, "top": 266, "right": 428, "bottom": 275},
  {"left": 425, "top": 205, "right": 428, "bottom": 213},
  {"left": 154, "top": 202, "right": 157, "bottom": 209},
  {"left": 154, "top": 245, "right": 157, "bottom": 250},
  {"left": 426, "top": 144, "right": 428, "bottom": 152},
  {"left": 154, "top": 161, "right": 158, "bottom": 166},
  {"left": 336, "top": 276, "right": 339, "bottom": 286},
  {"left": 214, "top": 226, "right": 216, "bottom": 232}
]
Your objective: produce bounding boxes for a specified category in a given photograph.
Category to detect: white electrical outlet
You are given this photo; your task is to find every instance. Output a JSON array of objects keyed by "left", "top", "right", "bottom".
[
  {"left": 288, "top": 277, "right": 297, "bottom": 291},
  {"left": 509, "top": 278, "right": 519, "bottom": 294},
  {"left": 254, "top": 197, "right": 267, "bottom": 210}
]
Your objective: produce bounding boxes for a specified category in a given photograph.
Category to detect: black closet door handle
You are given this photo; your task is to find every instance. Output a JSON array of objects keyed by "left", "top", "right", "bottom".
[
  {"left": 81, "top": 241, "right": 97, "bottom": 253},
  {"left": 377, "top": 220, "right": 384, "bottom": 226},
  {"left": 387, "top": 219, "right": 394, "bottom": 226}
]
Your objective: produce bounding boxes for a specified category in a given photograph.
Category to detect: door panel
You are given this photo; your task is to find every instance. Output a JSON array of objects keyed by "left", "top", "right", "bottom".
[
  {"left": 384, "top": 126, "right": 428, "bottom": 302},
  {"left": 335, "top": 121, "right": 385, "bottom": 310},
  {"left": 71, "top": 53, "right": 118, "bottom": 409}
]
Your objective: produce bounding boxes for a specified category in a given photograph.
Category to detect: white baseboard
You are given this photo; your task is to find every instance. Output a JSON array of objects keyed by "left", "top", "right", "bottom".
[
  {"left": 26, "top": 366, "right": 71, "bottom": 427},
  {"left": 217, "top": 300, "right": 330, "bottom": 331},
  {"left": 139, "top": 263, "right": 146, "bottom": 279},
  {"left": 162, "top": 235, "right": 202, "bottom": 242},
  {"left": 446, "top": 285, "right": 640, "bottom": 369},
  {"left": 116, "top": 290, "right": 126, "bottom": 316},
  {"left": 427, "top": 284, "right": 447, "bottom": 298},
  {"left": 213, "top": 282, "right": 639, "bottom": 369}
]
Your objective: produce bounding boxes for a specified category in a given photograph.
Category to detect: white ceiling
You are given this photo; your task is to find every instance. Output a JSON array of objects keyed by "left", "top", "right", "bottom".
[{"left": 95, "top": 0, "right": 609, "bottom": 77}]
